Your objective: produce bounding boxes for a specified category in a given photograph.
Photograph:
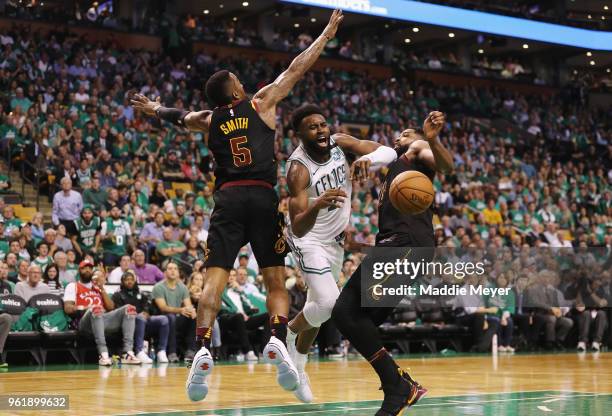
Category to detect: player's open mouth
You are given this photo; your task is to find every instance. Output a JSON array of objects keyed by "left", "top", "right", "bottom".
[{"left": 317, "top": 136, "right": 328, "bottom": 147}]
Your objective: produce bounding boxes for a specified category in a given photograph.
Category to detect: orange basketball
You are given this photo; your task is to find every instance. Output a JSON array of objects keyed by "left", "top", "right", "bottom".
[{"left": 389, "top": 170, "right": 434, "bottom": 215}]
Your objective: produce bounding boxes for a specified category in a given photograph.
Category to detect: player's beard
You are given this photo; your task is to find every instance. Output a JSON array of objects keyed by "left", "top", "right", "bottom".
[
  {"left": 394, "top": 143, "right": 410, "bottom": 155},
  {"left": 304, "top": 136, "right": 331, "bottom": 157},
  {"left": 80, "top": 271, "right": 93, "bottom": 283}
]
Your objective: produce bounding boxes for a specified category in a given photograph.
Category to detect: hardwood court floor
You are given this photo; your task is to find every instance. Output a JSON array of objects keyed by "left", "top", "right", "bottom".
[{"left": 1, "top": 352, "right": 611, "bottom": 416}]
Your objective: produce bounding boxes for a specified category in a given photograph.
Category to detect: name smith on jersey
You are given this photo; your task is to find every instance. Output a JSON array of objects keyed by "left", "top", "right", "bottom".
[{"left": 220, "top": 117, "right": 249, "bottom": 135}]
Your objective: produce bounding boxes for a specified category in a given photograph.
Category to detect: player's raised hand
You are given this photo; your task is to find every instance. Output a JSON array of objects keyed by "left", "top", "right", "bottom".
[
  {"left": 130, "top": 93, "right": 161, "bottom": 116},
  {"left": 423, "top": 111, "right": 445, "bottom": 141},
  {"left": 314, "top": 188, "right": 347, "bottom": 210},
  {"left": 350, "top": 157, "right": 372, "bottom": 183},
  {"left": 322, "top": 9, "right": 344, "bottom": 40}
]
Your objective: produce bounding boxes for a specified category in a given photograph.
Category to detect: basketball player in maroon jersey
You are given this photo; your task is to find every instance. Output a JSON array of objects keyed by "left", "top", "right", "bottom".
[
  {"left": 131, "top": 10, "right": 344, "bottom": 401},
  {"left": 332, "top": 111, "right": 454, "bottom": 415}
]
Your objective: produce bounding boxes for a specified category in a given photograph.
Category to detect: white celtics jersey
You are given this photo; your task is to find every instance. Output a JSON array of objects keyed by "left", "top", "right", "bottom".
[{"left": 287, "top": 139, "right": 352, "bottom": 244}]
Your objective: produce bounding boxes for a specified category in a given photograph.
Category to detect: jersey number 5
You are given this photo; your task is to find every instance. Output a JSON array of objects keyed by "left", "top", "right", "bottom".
[{"left": 230, "top": 136, "right": 252, "bottom": 167}]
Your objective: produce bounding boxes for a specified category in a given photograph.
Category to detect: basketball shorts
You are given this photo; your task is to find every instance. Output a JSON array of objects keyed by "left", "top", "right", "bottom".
[
  {"left": 289, "top": 238, "right": 344, "bottom": 326},
  {"left": 289, "top": 239, "right": 344, "bottom": 281},
  {"left": 204, "top": 186, "right": 288, "bottom": 270}
]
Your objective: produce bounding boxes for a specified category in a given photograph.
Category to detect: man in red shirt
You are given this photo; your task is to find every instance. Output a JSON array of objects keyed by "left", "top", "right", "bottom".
[{"left": 63, "top": 260, "right": 141, "bottom": 366}]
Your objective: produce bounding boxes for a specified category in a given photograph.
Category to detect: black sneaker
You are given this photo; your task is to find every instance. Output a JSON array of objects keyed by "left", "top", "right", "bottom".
[
  {"left": 375, "top": 368, "right": 427, "bottom": 416},
  {"left": 0, "top": 356, "right": 7, "bottom": 368}
]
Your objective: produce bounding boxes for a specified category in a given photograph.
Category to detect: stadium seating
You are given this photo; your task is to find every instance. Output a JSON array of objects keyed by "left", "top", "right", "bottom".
[
  {"left": 28, "top": 294, "right": 79, "bottom": 365},
  {"left": 0, "top": 294, "right": 42, "bottom": 365}
]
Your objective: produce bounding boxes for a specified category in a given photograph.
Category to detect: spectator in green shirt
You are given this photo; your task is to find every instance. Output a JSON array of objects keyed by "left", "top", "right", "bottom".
[
  {"left": 0, "top": 173, "right": 10, "bottom": 193},
  {"left": 10, "top": 88, "right": 32, "bottom": 112},
  {"left": 82, "top": 177, "right": 108, "bottom": 214},
  {"left": 486, "top": 273, "right": 516, "bottom": 352},
  {"left": 156, "top": 227, "right": 186, "bottom": 265},
  {"left": 0, "top": 222, "right": 8, "bottom": 260},
  {"left": 0, "top": 261, "right": 15, "bottom": 294}
]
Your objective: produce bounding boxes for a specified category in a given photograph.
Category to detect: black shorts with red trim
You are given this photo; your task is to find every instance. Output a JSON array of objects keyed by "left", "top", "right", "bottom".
[{"left": 204, "top": 182, "right": 288, "bottom": 270}]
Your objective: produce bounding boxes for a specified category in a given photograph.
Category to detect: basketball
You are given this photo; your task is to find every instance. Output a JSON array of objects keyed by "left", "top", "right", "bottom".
[{"left": 389, "top": 170, "right": 434, "bottom": 215}]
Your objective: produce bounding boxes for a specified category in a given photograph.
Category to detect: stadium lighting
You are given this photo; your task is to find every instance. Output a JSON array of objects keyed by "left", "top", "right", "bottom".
[
  {"left": 590, "top": 60, "right": 596, "bottom": 66},
  {"left": 586, "top": 51, "right": 592, "bottom": 56},
  {"left": 219, "top": 4, "right": 224, "bottom": 8},
  {"left": 242, "top": 1, "right": 249, "bottom": 6},
  {"left": 294, "top": 23, "right": 300, "bottom": 28},
  {"left": 404, "top": 38, "right": 411, "bottom": 43},
  {"left": 587, "top": 15, "right": 592, "bottom": 19},
  {"left": 602, "top": 16, "right": 606, "bottom": 20},
  {"left": 203, "top": 9, "right": 209, "bottom": 14},
  {"left": 311, "top": 17, "right": 316, "bottom": 22},
  {"left": 478, "top": 48, "right": 484, "bottom": 54},
  {"left": 573, "top": 69, "right": 578, "bottom": 74},
  {"left": 232, "top": 17, "right": 237, "bottom": 21},
  {"left": 412, "top": 27, "right": 419, "bottom": 32},
  {"left": 448, "top": 32, "right": 455, "bottom": 38},
  {"left": 522, "top": 43, "right": 529, "bottom": 49},
  {"left": 274, "top": 12, "right": 279, "bottom": 16},
  {"left": 607, "top": 68, "right": 611, "bottom": 73},
  {"left": 605, "top": 6, "right": 609, "bottom": 11},
  {"left": 384, "top": 24, "right": 389, "bottom": 28}
]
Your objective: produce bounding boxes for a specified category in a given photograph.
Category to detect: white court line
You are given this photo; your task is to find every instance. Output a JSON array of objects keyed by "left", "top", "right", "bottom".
[
  {"left": 537, "top": 406, "right": 554, "bottom": 412},
  {"left": 110, "top": 391, "right": 606, "bottom": 416},
  {"left": 542, "top": 397, "right": 564, "bottom": 403}
]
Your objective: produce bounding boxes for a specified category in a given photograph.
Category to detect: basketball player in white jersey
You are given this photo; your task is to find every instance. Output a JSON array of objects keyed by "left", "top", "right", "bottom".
[{"left": 285, "top": 104, "right": 397, "bottom": 402}]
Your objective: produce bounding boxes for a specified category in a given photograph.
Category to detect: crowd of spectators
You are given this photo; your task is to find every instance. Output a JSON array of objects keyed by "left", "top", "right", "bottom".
[
  {"left": 423, "top": 0, "right": 612, "bottom": 31},
  {"left": 0, "top": 20, "right": 610, "bottom": 366},
  {"left": 2, "top": 3, "right": 565, "bottom": 87}
]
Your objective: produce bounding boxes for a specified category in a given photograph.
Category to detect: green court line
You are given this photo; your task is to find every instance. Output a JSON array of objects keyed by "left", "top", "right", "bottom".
[
  {"left": 5, "top": 350, "right": 610, "bottom": 373},
  {"left": 112, "top": 391, "right": 612, "bottom": 416}
]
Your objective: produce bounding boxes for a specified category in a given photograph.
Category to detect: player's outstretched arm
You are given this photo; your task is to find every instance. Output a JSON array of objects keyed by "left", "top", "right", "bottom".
[
  {"left": 253, "top": 10, "right": 343, "bottom": 117},
  {"left": 130, "top": 94, "right": 212, "bottom": 132},
  {"left": 288, "top": 160, "right": 346, "bottom": 238},
  {"left": 333, "top": 133, "right": 398, "bottom": 182},
  {"left": 418, "top": 111, "right": 454, "bottom": 173}
]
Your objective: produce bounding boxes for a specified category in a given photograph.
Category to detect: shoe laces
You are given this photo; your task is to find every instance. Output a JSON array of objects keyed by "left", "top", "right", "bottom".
[{"left": 378, "top": 368, "right": 419, "bottom": 391}]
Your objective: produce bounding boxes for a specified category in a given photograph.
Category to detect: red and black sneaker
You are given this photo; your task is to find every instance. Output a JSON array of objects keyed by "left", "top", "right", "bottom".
[{"left": 375, "top": 368, "right": 428, "bottom": 416}]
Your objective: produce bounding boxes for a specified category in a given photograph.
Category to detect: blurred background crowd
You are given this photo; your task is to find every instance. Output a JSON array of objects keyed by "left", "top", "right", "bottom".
[{"left": 0, "top": 0, "right": 610, "bottom": 365}]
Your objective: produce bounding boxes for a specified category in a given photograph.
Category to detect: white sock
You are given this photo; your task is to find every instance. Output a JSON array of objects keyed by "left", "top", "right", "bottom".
[
  {"left": 287, "top": 328, "right": 298, "bottom": 341},
  {"left": 295, "top": 352, "right": 308, "bottom": 372},
  {"left": 100, "top": 352, "right": 110, "bottom": 359}
]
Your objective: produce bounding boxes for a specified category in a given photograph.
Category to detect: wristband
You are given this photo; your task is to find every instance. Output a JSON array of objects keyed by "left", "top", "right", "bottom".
[
  {"left": 360, "top": 146, "right": 398, "bottom": 171},
  {"left": 155, "top": 106, "right": 190, "bottom": 127}
]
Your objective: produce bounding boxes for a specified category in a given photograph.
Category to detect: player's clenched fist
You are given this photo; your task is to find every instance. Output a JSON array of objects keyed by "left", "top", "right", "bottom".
[
  {"left": 350, "top": 158, "right": 371, "bottom": 183},
  {"left": 314, "top": 188, "right": 347, "bottom": 209},
  {"left": 423, "top": 111, "right": 445, "bottom": 141}
]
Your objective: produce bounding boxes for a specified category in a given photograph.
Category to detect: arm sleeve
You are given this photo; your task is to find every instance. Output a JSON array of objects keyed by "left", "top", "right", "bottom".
[
  {"left": 151, "top": 284, "right": 163, "bottom": 300},
  {"left": 14, "top": 282, "right": 24, "bottom": 299},
  {"left": 359, "top": 146, "right": 397, "bottom": 171},
  {"left": 111, "top": 292, "right": 124, "bottom": 307},
  {"left": 155, "top": 107, "right": 190, "bottom": 127},
  {"left": 51, "top": 194, "right": 59, "bottom": 225},
  {"left": 63, "top": 283, "right": 77, "bottom": 303},
  {"left": 100, "top": 221, "right": 108, "bottom": 237}
]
